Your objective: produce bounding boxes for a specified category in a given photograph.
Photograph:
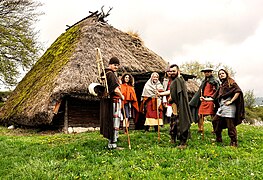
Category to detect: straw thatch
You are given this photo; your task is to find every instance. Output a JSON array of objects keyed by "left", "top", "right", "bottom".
[{"left": 0, "top": 14, "right": 171, "bottom": 126}]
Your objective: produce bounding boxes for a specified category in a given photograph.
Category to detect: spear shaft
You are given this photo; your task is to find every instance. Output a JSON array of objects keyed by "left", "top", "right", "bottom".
[
  {"left": 122, "top": 107, "right": 131, "bottom": 149},
  {"left": 200, "top": 89, "right": 204, "bottom": 140}
]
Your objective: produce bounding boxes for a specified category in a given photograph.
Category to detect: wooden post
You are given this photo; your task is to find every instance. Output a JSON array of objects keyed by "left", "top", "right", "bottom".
[{"left": 64, "top": 99, "right": 69, "bottom": 134}]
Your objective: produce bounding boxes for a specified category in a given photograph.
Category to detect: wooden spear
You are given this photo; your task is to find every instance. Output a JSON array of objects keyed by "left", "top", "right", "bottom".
[
  {"left": 156, "top": 87, "right": 161, "bottom": 142},
  {"left": 122, "top": 107, "right": 131, "bottom": 149},
  {"left": 200, "top": 89, "right": 204, "bottom": 140}
]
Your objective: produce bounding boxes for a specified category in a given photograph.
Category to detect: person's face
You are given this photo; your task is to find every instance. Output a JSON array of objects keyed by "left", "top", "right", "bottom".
[
  {"left": 166, "top": 71, "right": 171, "bottom": 78},
  {"left": 124, "top": 75, "right": 130, "bottom": 83},
  {"left": 109, "top": 64, "right": 119, "bottom": 72},
  {"left": 169, "top": 67, "right": 178, "bottom": 79},
  {"left": 152, "top": 74, "right": 159, "bottom": 83},
  {"left": 203, "top": 71, "right": 212, "bottom": 77},
  {"left": 218, "top": 70, "right": 227, "bottom": 80}
]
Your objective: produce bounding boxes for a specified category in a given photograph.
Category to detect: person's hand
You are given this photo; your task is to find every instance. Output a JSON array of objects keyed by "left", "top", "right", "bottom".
[
  {"left": 225, "top": 100, "right": 232, "bottom": 106},
  {"left": 168, "top": 96, "right": 173, "bottom": 104},
  {"left": 121, "top": 94, "right": 125, "bottom": 101},
  {"left": 156, "top": 91, "right": 161, "bottom": 97}
]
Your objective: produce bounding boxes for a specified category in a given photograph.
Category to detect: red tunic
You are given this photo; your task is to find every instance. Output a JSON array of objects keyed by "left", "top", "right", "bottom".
[
  {"left": 198, "top": 82, "right": 217, "bottom": 115},
  {"left": 120, "top": 83, "right": 139, "bottom": 112}
]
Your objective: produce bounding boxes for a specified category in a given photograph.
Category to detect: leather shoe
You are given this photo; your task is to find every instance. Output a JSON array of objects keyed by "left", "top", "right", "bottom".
[{"left": 177, "top": 144, "right": 187, "bottom": 149}]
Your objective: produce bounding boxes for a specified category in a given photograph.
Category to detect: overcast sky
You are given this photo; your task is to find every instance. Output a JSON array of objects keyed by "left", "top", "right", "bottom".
[{"left": 35, "top": 0, "right": 263, "bottom": 97}]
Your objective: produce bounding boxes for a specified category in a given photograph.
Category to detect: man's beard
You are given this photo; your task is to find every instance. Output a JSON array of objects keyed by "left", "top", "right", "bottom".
[
  {"left": 205, "top": 75, "right": 212, "bottom": 80},
  {"left": 170, "top": 73, "right": 178, "bottom": 80}
]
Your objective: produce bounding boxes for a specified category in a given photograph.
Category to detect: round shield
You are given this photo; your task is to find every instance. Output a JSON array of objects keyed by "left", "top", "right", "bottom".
[{"left": 88, "top": 83, "right": 101, "bottom": 96}]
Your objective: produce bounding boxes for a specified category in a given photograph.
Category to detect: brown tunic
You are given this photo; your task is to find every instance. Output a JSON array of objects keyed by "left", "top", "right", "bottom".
[{"left": 100, "top": 69, "right": 120, "bottom": 140}]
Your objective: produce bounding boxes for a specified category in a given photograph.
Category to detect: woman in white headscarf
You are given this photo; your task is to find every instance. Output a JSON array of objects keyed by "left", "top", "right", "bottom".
[{"left": 140, "top": 72, "right": 164, "bottom": 131}]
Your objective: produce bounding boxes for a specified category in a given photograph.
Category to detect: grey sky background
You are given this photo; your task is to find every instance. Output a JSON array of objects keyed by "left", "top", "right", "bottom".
[{"left": 34, "top": 0, "right": 263, "bottom": 97}]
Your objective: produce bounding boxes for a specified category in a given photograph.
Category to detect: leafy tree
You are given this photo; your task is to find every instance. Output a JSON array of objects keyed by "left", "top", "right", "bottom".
[
  {"left": 244, "top": 89, "right": 256, "bottom": 109},
  {"left": 180, "top": 60, "right": 235, "bottom": 81},
  {"left": 0, "top": 0, "right": 42, "bottom": 87}
]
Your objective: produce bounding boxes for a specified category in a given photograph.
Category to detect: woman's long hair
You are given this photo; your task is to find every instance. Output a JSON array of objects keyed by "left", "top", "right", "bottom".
[
  {"left": 121, "top": 73, "right": 134, "bottom": 86},
  {"left": 218, "top": 69, "right": 235, "bottom": 87}
]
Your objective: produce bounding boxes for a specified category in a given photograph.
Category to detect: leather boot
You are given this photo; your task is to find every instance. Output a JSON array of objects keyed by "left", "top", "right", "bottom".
[
  {"left": 216, "top": 137, "right": 222, "bottom": 142},
  {"left": 215, "top": 134, "right": 222, "bottom": 142},
  {"left": 170, "top": 135, "right": 176, "bottom": 144},
  {"left": 230, "top": 141, "right": 238, "bottom": 147}
]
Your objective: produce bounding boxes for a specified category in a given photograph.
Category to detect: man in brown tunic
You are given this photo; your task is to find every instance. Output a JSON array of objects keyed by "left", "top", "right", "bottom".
[{"left": 100, "top": 57, "right": 124, "bottom": 149}]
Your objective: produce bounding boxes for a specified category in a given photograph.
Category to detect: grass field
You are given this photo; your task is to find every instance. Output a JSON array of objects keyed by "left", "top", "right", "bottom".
[{"left": 0, "top": 123, "right": 262, "bottom": 179}]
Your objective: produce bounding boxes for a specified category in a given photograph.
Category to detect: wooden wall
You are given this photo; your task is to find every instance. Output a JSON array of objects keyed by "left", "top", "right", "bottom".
[
  {"left": 67, "top": 97, "right": 100, "bottom": 127},
  {"left": 52, "top": 97, "right": 100, "bottom": 128}
]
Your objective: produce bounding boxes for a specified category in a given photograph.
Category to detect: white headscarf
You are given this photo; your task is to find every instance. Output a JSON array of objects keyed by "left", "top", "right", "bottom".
[{"left": 141, "top": 72, "right": 164, "bottom": 97}]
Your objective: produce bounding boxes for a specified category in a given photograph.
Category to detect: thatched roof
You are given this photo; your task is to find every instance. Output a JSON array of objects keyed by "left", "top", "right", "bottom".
[
  {"left": 185, "top": 79, "right": 199, "bottom": 94},
  {"left": 0, "top": 15, "right": 169, "bottom": 126}
]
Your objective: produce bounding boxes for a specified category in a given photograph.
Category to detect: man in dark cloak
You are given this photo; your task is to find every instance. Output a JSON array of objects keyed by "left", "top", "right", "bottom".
[
  {"left": 168, "top": 64, "right": 193, "bottom": 149},
  {"left": 100, "top": 57, "right": 124, "bottom": 149}
]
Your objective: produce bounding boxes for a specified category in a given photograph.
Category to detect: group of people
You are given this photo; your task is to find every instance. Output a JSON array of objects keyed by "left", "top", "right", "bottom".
[{"left": 99, "top": 56, "right": 245, "bottom": 150}]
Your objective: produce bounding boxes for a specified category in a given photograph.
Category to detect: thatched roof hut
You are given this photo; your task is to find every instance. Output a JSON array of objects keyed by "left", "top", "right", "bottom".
[{"left": 0, "top": 12, "right": 197, "bottom": 129}]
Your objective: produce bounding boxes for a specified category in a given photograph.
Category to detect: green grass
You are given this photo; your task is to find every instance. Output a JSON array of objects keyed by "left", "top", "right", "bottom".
[{"left": 0, "top": 123, "right": 262, "bottom": 180}]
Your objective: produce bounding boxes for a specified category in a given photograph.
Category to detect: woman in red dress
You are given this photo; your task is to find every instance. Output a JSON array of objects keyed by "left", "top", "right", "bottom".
[
  {"left": 120, "top": 73, "right": 139, "bottom": 133},
  {"left": 140, "top": 72, "right": 164, "bottom": 131}
]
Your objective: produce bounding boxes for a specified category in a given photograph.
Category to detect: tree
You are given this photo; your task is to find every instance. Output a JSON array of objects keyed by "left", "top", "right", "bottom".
[
  {"left": 0, "top": 0, "right": 42, "bottom": 87},
  {"left": 180, "top": 60, "right": 235, "bottom": 82},
  {"left": 244, "top": 90, "right": 256, "bottom": 109}
]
